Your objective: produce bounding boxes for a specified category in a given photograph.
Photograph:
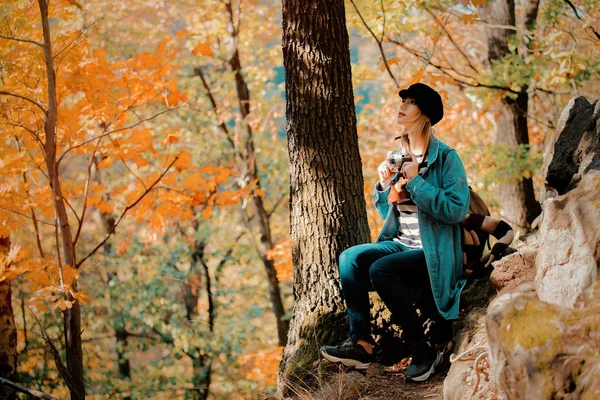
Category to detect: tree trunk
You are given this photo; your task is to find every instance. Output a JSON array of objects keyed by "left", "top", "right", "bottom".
[
  {"left": 0, "top": 237, "right": 17, "bottom": 400},
  {"left": 228, "top": 38, "right": 290, "bottom": 347},
  {"left": 190, "top": 356, "right": 211, "bottom": 400},
  {"left": 480, "top": 0, "right": 541, "bottom": 231},
  {"left": 279, "top": 0, "right": 371, "bottom": 392},
  {"left": 185, "top": 239, "right": 212, "bottom": 400},
  {"left": 38, "top": 1, "right": 85, "bottom": 398}
]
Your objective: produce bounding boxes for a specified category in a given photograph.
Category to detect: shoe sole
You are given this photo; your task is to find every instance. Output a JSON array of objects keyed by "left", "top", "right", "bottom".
[
  {"left": 321, "top": 350, "right": 372, "bottom": 370},
  {"left": 406, "top": 351, "right": 443, "bottom": 382}
]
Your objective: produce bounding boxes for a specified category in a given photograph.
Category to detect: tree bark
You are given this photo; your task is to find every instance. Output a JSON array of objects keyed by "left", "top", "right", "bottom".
[
  {"left": 0, "top": 237, "right": 17, "bottom": 400},
  {"left": 38, "top": 1, "right": 85, "bottom": 398},
  {"left": 480, "top": 0, "right": 541, "bottom": 231},
  {"left": 279, "top": 0, "right": 371, "bottom": 392}
]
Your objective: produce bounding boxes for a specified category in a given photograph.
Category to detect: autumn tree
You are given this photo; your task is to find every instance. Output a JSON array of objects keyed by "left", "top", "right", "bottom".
[
  {"left": 0, "top": 0, "right": 246, "bottom": 397},
  {"left": 279, "top": 0, "right": 371, "bottom": 390}
]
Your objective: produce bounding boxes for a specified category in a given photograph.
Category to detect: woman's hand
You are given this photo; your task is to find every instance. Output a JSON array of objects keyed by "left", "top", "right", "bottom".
[
  {"left": 401, "top": 150, "right": 419, "bottom": 180},
  {"left": 378, "top": 160, "right": 394, "bottom": 189},
  {"left": 393, "top": 176, "right": 409, "bottom": 192}
]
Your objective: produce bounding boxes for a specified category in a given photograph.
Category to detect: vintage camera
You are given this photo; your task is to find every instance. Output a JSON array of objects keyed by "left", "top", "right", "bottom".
[{"left": 386, "top": 150, "right": 412, "bottom": 172}]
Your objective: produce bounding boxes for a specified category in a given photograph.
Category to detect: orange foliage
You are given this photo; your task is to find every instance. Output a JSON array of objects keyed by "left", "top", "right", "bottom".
[
  {"left": 237, "top": 346, "right": 284, "bottom": 388},
  {"left": 0, "top": 0, "right": 254, "bottom": 314},
  {"left": 265, "top": 238, "right": 292, "bottom": 282}
]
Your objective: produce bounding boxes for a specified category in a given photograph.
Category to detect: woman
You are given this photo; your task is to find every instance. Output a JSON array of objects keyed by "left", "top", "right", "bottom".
[{"left": 320, "top": 83, "right": 470, "bottom": 382}]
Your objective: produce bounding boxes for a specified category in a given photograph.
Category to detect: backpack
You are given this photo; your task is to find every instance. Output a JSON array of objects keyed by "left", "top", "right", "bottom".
[
  {"left": 461, "top": 189, "right": 491, "bottom": 279},
  {"left": 440, "top": 148, "right": 491, "bottom": 279}
]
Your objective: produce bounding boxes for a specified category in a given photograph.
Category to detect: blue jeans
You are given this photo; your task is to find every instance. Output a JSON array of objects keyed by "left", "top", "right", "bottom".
[{"left": 339, "top": 241, "right": 438, "bottom": 344}]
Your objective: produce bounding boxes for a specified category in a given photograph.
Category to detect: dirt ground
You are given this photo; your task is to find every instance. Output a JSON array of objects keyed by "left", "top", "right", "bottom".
[{"left": 303, "top": 355, "right": 451, "bottom": 400}]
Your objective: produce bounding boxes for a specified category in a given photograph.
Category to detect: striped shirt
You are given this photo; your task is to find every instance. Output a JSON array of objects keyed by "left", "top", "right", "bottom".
[{"left": 393, "top": 153, "right": 427, "bottom": 249}]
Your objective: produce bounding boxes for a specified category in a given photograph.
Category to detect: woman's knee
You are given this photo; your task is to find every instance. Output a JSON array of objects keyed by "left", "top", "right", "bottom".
[{"left": 339, "top": 245, "right": 371, "bottom": 279}]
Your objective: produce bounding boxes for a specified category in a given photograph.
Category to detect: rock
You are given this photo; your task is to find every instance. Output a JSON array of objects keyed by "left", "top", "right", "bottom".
[
  {"left": 542, "top": 96, "right": 600, "bottom": 201},
  {"left": 443, "top": 309, "right": 505, "bottom": 400},
  {"left": 486, "top": 281, "right": 600, "bottom": 399},
  {"left": 535, "top": 171, "right": 600, "bottom": 308},
  {"left": 489, "top": 233, "right": 539, "bottom": 292}
]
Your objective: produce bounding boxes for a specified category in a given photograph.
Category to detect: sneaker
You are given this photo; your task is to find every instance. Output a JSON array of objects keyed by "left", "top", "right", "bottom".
[
  {"left": 320, "top": 338, "right": 375, "bottom": 369},
  {"left": 404, "top": 340, "right": 443, "bottom": 382}
]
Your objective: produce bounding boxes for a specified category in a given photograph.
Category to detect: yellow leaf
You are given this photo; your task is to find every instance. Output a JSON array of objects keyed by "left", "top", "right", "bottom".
[
  {"left": 174, "top": 150, "right": 191, "bottom": 171},
  {"left": 161, "top": 132, "right": 179, "bottom": 145},
  {"left": 53, "top": 299, "right": 74, "bottom": 311},
  {"left": 192, "top": 42, "right": 213, "bottom": 57},
  {"left": 523, "top": 170, "right": 532, "bottom": 179},
  {"left": 409, "top": 69, "right": 426, "bottom": 84},
  {"left": 73, "top": 291, "right": 90, "bottom": 303},
  {"left": 97, "top": 201, "right": 114, "bottom": 214},
  {"left": 386, "top": 57, "right": 400, "bottom": 66},
  {"left": 201, "top": 205, "right": 213, "bottom": 219},
  {"left": 460, "top": 14, "right": 478, "bottom": 24}
]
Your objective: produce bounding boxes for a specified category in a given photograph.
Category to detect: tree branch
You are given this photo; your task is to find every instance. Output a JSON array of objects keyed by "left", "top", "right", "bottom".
[
  {"left": 0, "top": 91, "right": 47, "bottom": 114},
  {"left": 63, "top": 196, "right": 82, "bottom": 226},
  {"left": 193, "top": 67, "right": 236, "bottom": 149},
  {"left": 387, "top": 37, "right": 519, "bottom": 94},
  {"left": 423, "top": 6, "right": 481, "bottom": 74},
  {"left": 12, "top": 134, "right": 49, "bottom": 180},
  {"left": 54, "top": 17, "right": 104, "bottom": 59},
  {"left": 214, "top": 232, "right": 244, "bottom": 285},
  {"left": 348, "top": 0, "right": 399, "bottom": 87},
  {"left": 0, "top": 121, "right": 44, "bottom": 149},
  {"left": 267, "top": 194, "right": 287, "bottom": 218},
  {"left": 562, "top": 0, "right": 600, "bottom": 40},
  {"left": 57, "top": 104, "right": 186, "bottom": 164},
  {"left": 120, "top": 156, "right": 148, "bottom": 191},
  {"left": 0, "top": 377, "right": 58, "bottom": 400},
  {"left": 0, "top": 34, "right": 43, "bottom": 47},
  {"left": 562, "top": 0, "right": 581, "bottom": 18},
  {"left": 73, "top": 138, "right": 104, "bottom": 248},
  {"left": 28, "top": 308, "right": 77, "bottom": 397},
  {"left": 15, "top": 136, "right": 46, "bottom": 257},
  {"left": 0, "top": 206, "right": 55, "bottom": 226},
  {"left": 76, "top": 156, "right": 179, "bottom": 268}
]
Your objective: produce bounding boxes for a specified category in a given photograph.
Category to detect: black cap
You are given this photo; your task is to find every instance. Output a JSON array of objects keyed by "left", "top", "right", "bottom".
[{"left": 398, "top": 83, "right": 444, "bottom": 126}]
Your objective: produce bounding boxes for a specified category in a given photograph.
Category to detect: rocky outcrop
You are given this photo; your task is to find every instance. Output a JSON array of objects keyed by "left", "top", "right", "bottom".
[
  {"left": 487, "top": 281, "right": 600, "bottom": 399},
  {"left": 489, "top": 233, "right": 538, "bottom": 292},
  {"left": 444, "top": 96, "right": 600, "bottom": 400},
  {"left": 542, "top": 97, "right": 599, "bottom": 200},
  {"left": 535, "top": 171, "right": 600, "bottom": 307},
  {"left": 443, "top": 310, "right": 505, "bottom": 400}
]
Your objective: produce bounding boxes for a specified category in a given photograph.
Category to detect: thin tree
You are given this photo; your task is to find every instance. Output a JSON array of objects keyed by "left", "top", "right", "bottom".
[
  {"left": 0, "top": 236, "right": 17, "bottom": 400},
  {"left": 279, "top": 0, "right": 371, "bottom": 390},
  {"left": 194, "top": 0, "right": 289, "bottom": 346}
]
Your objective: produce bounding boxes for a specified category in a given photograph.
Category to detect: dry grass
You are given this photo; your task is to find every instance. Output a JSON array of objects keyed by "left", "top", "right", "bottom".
[{"left": 280, "top": 362, "right": 364, "bottom": 400}]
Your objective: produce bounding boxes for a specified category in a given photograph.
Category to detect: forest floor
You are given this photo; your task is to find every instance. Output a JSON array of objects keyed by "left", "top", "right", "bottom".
[{"left": 297, "top": 355, "right": 450, "bottom": 400}]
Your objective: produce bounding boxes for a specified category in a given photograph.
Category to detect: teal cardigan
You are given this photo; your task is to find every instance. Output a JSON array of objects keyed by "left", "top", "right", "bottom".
[{"left": 374, "top": 136, "right": 469, "bottom": 320}]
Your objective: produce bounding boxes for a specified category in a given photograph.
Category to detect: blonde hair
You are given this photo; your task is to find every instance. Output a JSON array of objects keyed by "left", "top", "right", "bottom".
[{"left": 400, "top": 114, "right": 433, "bottom": 153}]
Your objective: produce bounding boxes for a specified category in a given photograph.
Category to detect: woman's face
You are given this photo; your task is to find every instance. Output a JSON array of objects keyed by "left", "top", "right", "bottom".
[{"left": 397, "top": 97, "right": 421, "bottom": 126}]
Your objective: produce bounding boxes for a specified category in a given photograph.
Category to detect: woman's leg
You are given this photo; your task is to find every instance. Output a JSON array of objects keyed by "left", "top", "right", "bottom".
[
  {"left": 368, "top": 248, "right": 431, "bottom": 342},
  {"left": 369, "top": 248, "right": 445, "bottom": 381},
  {"left": 338, "top": 241, "right": 405, "bottom": 343}
]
